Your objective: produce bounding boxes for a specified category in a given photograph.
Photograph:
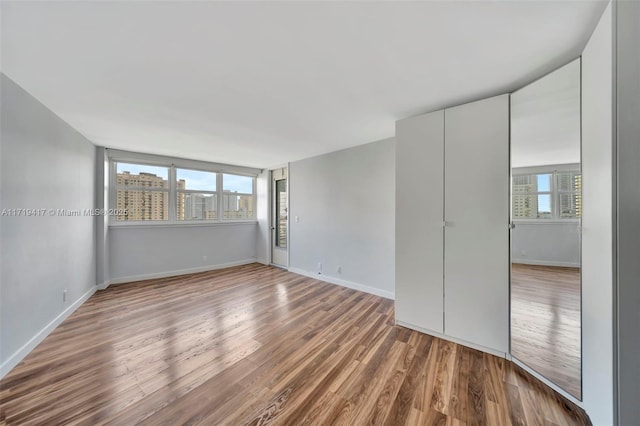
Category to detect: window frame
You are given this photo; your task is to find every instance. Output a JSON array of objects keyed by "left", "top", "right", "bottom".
[
  {"left": 512, "top": 167, "right": 581, "bottom": 223},
  {"left": 221, "top": 173, "right": 257, "bottom": 221},
  {"left": 112, "top": 160, "right": 172, "bottom": 224},
  {"left": 175, "top": 167, "right": 219, "bottom": 222},
  {"left": 109, "top": 154, "right": 257, "bottom": 227}
]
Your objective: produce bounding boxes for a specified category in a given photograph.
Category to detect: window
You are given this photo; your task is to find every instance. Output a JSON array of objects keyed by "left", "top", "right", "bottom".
[
  {"left": 177, "top": 169, "right": 217, "bottom": 220},
  {"left": 115, "top": 162, "right": 169, "bottom": 221},
  {"left": 222, "top": 174, "right": 255, "bottom": 220},
  {"left": 512, "top": 170, "right": 581, "bottom": 220},
  {"left": 111, "top": 157, "right": 256, "bottom": 224},
  {"left": 557, "top": 171, "right": 581, "bottom": 219}
]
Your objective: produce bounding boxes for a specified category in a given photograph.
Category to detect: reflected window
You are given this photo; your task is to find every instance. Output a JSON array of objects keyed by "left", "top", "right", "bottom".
[{"left": 512, "top": 171, "right": 580, "bottom": 220}]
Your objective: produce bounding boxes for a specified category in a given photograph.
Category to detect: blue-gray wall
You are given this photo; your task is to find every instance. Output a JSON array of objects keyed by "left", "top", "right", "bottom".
[
  {"left": 1, "top": 74, "right": 97, "bottom": 375},
  {"left": 289, "top": 138, "right": 395, "bottom": 299}
]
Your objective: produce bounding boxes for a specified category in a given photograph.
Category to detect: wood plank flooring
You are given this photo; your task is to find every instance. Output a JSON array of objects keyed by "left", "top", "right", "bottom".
[
  {"left": 1, "top": 263, "right": 589, "bottom": 425},
  {"left": 510, "top": 264, "right": 581, "bottom": 400}
]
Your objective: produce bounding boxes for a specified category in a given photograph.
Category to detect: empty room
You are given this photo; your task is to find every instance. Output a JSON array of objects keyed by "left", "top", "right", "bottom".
[{"left": 1, "top": 1, "right": 638, "bottom": 425}]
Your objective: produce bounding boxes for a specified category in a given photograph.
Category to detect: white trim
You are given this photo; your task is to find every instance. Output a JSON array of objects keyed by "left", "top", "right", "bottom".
[
  {"left": 109, "top": 221, "right": 257, "bottom": 229},
  {"left": 511, "top": 356, "right": 584, "bottom": 408},
  {"left": 107, "top": 148, "right": 260, "bottom": 176},
  {"left": 107, "top": 258, "right": 257, "bottom": 285},
  {"left": 0, "top": 286, "right": 97, "bottom": 379},
  {"left": 288, "top": 267, "right": 394, "bottom": 300},
  {"left": 511, "top": 259, "right": 580, "bottom": 268},
  {"left": 396, "top": 320, "right": 508, "bottom": 359},
  {"left": 513, "top": 219, "right": 580, "bottom": 225},
  {"left": 97, "top": 281, "right": 110, "bottom": 291}
]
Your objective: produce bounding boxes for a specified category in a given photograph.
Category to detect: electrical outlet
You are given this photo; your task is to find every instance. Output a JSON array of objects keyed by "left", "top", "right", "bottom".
[
  {"left": 63, "top": 289, "right": 67, "bottom": 302},
  {"left": 203, "top": 255, "right": 208, "bottom": 261},
  {"left": 317, "top": 262, "right": 323, "bottom": 271}
]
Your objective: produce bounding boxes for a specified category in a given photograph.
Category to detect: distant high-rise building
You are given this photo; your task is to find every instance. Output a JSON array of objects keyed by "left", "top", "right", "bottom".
[
  {"left": 223, "top": 190, "right": 254, "bottom": 219},
  {"left": 183, "top": 193, "right": 216, "bottom": 220},
  {"left": 512, "top": 175, "right": 537, "bottom": 219},
  {"left": 116, "top": 171, "right": 185, "bottom": 220}
]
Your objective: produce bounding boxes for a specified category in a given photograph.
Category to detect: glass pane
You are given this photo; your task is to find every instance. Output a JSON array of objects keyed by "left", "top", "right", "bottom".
[
  {"left": 560, "top": 193, "right": 581, "bottom": 218},
  {"left": 116, "top": 163, "right": 168, "bottom": 188},
  {"left": 513, "top": 174, "right": 535, "bottom": 193},
  {"left": 512, "top": 194, "right": 536, "bottom": 219},
  {"left": 276, "top": 179, "right": 287, "bottom": 248},
  {"left": 537, "top": 194, "right": 552, "bottom": 218},
  {"left": 176, "top": 169, "right": 217, "bottom": 191},
  {"left": 512, "top": 194, "right": 552, "bottom": 219},
  {"left": 223, "top": 174, "right": 253, "bottom": 194},
  {"left": 536, "top": 174, "right": 551, "bottom": 192},
  {"left": 558, "top": 171, "right": 581, "bottom": 192},
  {"left": 178, "top": 193, "right": 217, "bottom": 220},
  {"left": 223, "top": 193, "right": 254, "bottom": 219},
  {"left": 115, "top": 190, "right": 168, "bottom": 221}
]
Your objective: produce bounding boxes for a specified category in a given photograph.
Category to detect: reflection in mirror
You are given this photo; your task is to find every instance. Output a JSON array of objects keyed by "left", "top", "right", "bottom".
[{"left": 510, "top": 58, "right": 582, "bottom": 399}]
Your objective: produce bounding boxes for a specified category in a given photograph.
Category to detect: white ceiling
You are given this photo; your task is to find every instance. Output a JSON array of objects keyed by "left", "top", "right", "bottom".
[
  {"left": 511, "top": 58, "right": 581, "bottom": 169},
  {"left": 1, "top": 1, "right": 607, "bottom": 168}
]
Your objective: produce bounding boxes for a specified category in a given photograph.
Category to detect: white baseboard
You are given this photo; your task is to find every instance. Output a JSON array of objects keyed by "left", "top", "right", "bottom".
[
  {"left": 512, "top": 259, "right": 580, "bottom": 268},
  {"left": 0, "top": 285, "right": 97, "bottom": 379},
  {"left": 106, "top": 258, "right": 258, "bottom": 286},
  {"left": 288, "top": 267, "right": 394, "bottom": 300},
  {"left": 395, "top": 320, "right": 508, "bottom": 359}
]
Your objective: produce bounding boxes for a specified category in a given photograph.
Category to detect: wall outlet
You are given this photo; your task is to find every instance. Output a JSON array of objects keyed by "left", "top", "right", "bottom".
[
  {"left": 317, "top": 262, "right": 322, "bottom": 271},
  {"left": 63, "top": 289, "right": 67, "bottom": 302},
  {"left": 295, "top": 216, "right": 299, "bottom": 223},
  {"left": 520, "top": 250, "right": 526, "bottom": 256},
  {"left": 203, "top": 255, "right": 208, "bottom": 261}
]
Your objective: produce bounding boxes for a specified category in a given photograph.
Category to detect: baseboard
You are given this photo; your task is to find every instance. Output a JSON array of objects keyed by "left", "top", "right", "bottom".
[
  {"left": 396, "top": 320, "right": 508, "bottom": 359},
  {"left": 288, "top": 267, "right": 394, "bottom": 300},
  {"left": 107, "top": 258, "right": 258, "bottom": 286},
  {"left": 97, "top": 280, "right": 110, "bottom": 290},
  {"left": 512, "top": 259, "right": 580, "bottom": 268},
  {"left": 0, "top": 285, "right": 97, "bottom": 379}
]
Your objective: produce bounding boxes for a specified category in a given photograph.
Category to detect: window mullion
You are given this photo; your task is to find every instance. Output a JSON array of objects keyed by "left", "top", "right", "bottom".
[
  {"left": 217, "top": 172, "right": 224, "bottom": 220},
  {"left": 169, "top": 165, "right": 176, "bottom": 223}
]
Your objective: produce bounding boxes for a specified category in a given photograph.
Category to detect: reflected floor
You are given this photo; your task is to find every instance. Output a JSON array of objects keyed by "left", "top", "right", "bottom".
[{"left": 511, "top": 263, "right": 581, "bottom": 399}]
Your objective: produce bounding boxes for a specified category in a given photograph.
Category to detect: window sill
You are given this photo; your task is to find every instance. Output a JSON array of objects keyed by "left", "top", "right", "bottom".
[
  {"left": 109, "top": 221, "right": 258, "bottom": 229},
  {"left": 512, "top": 220, "right": 580, "bottom": 225}
]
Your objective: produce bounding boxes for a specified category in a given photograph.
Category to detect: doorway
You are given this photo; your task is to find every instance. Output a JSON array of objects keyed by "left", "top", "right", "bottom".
[{"left": 272, "top": 168, "right": 288, "bottom": 267}]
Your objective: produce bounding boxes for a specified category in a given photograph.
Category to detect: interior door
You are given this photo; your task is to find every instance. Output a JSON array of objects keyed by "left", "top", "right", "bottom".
[
  {"left": 444, "top": 94, "right": 510, "bottom": 354},
  {"left": 272, "top": 168, "right": 288, "bottom": 267},
  {"left": 395, "top": 110, "right": 445, "bottom": 334}
]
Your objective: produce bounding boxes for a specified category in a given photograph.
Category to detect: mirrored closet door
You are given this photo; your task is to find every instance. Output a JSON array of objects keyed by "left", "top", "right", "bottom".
[{"left": 510, "top": 58, "right": 582, "bottom": 399}]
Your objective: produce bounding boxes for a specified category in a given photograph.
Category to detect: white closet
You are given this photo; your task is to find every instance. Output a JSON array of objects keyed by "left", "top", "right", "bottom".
[
  {"left": 395, "top": 110, "right": 445, "bottom": 334},
  {"left": 395, "top": 94, "right": 509, "bottom": 355}
]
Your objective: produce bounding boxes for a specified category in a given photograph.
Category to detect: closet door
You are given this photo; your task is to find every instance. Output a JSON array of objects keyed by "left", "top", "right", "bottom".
[
  {"left": 444, "top": 95, "right": 509, "bottom": 353},
  {"left": 395, "top": 110, "right": 444, "bottom": 333}
]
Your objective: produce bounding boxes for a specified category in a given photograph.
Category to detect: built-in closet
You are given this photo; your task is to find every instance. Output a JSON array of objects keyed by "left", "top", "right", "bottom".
[{"left": 395, "top": 94, "right": 510, "bottom": 355}]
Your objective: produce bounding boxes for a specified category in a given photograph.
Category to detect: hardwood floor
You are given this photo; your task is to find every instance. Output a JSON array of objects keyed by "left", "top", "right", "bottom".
[
  {"left": 511, "top": 263, "right": 581, "bottom": 400},
  {"left": 1, "top": 263, "right": 588, "bottom": 425}
]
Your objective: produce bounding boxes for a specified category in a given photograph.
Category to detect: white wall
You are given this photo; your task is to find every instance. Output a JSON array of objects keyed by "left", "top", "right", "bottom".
[
  {"left": 1, "top": 74, "right": 97, "bottom": 376},
  {"left": 109, "top": 224, "right": 256, "bottom": 283},
  {"left": 511, "top": 222, "right": 580, "bottom": 267},
  {"left": 289, "top": 138, "right": 395, "bottom": 299},
  {"left": 255, "top": 169, "right": 270, "bottom": 265},
  {"left": 615, "top": 0, "right": 640, "bottom": 422},
  {"left": 581, "top": 2, "right": 614, "bottom": 424}
]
